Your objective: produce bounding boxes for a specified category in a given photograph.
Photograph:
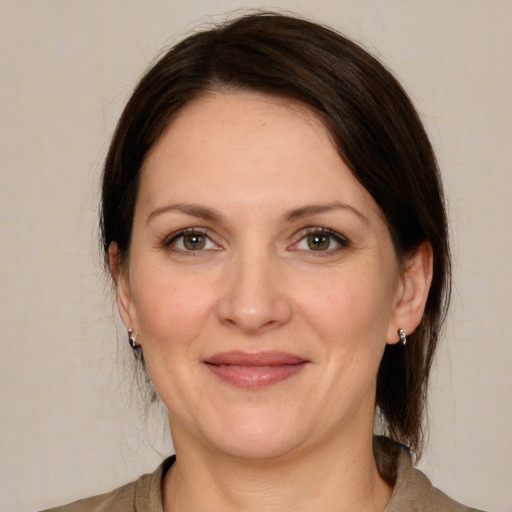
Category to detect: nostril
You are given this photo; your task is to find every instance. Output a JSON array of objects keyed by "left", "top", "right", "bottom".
[
  {"left": 215, "top": 258, "right": 293, "bottom": 333},
  {"left": 216, "top": 294, "right": 293, "bottom": 334}
]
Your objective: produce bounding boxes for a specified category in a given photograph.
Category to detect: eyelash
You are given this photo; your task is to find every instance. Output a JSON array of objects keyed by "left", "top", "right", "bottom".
[
  {"left": 163, "top": 228, "right": 218, "bottom": 253},
  {"left": 162, "top": 226, "right": 350, "bottom": 255},
  {"left": 291, "top": 227, "right": 350, "bottom": 254}
]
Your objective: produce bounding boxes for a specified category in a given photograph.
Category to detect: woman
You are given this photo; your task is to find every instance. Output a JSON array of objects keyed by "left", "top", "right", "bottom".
[{"left": 45, "top": 12, "right": 484, "bottom": 512}]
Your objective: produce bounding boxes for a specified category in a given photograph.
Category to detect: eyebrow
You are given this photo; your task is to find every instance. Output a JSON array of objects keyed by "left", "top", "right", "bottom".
[
  {"left": 283, "top": 201, "right": 369, "bottom": 225},
  {"left": 146, "top": 200, "right": 369, "bottom": 225},
  {"left": 146, "top": 203, "right": 224, "bottom": 224}
]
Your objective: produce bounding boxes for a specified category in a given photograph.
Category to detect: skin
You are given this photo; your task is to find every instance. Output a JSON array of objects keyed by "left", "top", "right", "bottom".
[{"left": 111, "top": 91, "right": 433, "bottom": 511}]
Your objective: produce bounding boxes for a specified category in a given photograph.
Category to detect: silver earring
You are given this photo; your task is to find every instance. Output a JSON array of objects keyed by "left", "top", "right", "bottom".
[
  {"left": 398, "top": 328, "right": 407, "bottom": 346},
  {"left": 128, "top": 328, "right": 139, "bottom": 349}
]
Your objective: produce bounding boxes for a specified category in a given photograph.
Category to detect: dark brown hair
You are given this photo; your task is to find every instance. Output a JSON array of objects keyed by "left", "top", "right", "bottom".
[{"left": 101, "top": 12, "right": 450, "bottom": 461}]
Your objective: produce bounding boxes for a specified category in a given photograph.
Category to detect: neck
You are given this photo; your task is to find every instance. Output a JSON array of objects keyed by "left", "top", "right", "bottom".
[{"left": 162, "top": 426, "right": 392, "bottom": 512}]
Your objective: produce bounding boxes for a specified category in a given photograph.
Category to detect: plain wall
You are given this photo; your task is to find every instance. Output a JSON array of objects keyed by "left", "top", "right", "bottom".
[{"left": 1, "top": 1, "right": 511, "bottom": 510}]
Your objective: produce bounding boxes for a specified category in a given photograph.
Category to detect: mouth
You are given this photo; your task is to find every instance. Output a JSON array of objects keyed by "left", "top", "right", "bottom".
[{"left": 203, "top": 351, "right": 309, "bottom": 390}]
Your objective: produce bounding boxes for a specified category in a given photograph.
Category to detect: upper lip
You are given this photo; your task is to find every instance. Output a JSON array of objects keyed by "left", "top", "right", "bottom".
[{"left": 204, "top": 351, "right": 308, "bottom": 366}]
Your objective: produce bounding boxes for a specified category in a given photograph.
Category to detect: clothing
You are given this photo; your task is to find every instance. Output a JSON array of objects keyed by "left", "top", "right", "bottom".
[
  {"left": 41, "top": 457, "right": 173, "bottom": 512},
  {"left": 42, "top": 441, "right": 485, "bottom": 512}
]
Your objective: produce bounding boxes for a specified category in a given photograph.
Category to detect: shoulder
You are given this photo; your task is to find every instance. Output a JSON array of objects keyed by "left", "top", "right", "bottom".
[
  {"left": 40, "top": 481, "right": 137, "bottom": 512},
  {"left": 40, "top": 456, "right": 175, "bottom": 512},
  {"left": 380, "top": 439, "right": 486, "bottom": 512}
]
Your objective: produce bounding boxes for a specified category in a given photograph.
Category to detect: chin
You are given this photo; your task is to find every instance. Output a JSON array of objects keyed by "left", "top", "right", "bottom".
[
  {"left": 199, "top": 409, "right": 310, "bottom": 461},
  {"left": 213, "top": 433, "right": 301, "bottom": 461}
]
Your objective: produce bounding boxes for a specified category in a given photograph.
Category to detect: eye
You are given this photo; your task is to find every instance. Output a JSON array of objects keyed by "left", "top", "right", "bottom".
[
  {"left": 165, "top": 228, "right": 218, "bottom": 252},
  {"left": 291, "top": 228, "right": 348, "bottom": 253},
  {"left": 305, "top": 233, "right": 331, "bottom": 251}
]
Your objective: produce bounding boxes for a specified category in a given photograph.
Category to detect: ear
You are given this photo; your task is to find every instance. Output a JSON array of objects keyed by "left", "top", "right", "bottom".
[
  {"left": 386, "top": 242, "right": 433, "bottom": 344},
  {"left": 108, "top": 242, "right": 136, "bottom": 331}
]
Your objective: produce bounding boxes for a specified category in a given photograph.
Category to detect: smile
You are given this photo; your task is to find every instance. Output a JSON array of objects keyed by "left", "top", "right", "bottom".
[{"left": 203, "top": 351, "right": 309, "bottom": 390}]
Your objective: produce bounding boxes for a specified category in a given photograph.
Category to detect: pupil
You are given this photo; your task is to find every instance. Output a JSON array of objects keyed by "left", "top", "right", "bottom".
[
  {"left": 184, "top": 234, "right": 205, "bottom": 250},
  {"left": 308, "top": 235, "right": 329, "bottom": 250}
]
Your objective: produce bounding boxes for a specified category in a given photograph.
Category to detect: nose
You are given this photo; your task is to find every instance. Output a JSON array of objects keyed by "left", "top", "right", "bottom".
[{"left": 216, "top": 250, "right": 293, "bottom": 335}]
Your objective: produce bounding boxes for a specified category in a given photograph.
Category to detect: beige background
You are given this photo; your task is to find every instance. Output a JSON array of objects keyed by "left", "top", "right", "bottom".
[{"left": 1, "top": 1, "right": 511, "bottom": 510}]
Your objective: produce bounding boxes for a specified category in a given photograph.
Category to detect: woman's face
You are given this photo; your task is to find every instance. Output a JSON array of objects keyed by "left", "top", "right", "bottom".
[{"left": 115, "top": 92, "right": 422, "bottom": 460}]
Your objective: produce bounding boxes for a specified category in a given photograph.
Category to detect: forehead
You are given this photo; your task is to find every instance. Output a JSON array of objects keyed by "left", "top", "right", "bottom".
[
  {"left": 144, "top": 91, "right": 336, "bottom": 172},
  {"left": 138, "top": 91, "right": 380, "bottom": 221}
]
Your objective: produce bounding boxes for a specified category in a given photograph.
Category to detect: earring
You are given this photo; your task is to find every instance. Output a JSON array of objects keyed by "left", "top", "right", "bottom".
[
  {"left": 128, "top": 328, "right": 139, "bottom": 349},
  {"left": 398, "top": 328, "right": 407, "bottom": 346}
]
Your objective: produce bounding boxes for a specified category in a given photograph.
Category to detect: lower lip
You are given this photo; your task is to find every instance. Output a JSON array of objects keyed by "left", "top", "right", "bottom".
[{"left": 205, "top": 362, "right": 308, "bottom": 390}]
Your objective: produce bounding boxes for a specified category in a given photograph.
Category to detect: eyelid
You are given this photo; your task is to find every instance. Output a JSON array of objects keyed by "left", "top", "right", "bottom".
[
  {"left": 161, "top": 226, "right": 349, "bottom": 253},
  {"left": 163, "top": 227, "right": 220, "bottom": 251},
  {"left": 289, "top": 226, "right": 350, "bottom": 252}
]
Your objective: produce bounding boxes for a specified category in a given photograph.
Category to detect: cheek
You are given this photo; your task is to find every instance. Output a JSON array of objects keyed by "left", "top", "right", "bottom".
[
  {"left": 130, "top": 264, "right": 217, "bottom": 350},
  {"left": 129, "top": 267, "right": 219, "bottom": 412},
  {"left": 295, "top": 265, "right": 396, "bottom": 343}
]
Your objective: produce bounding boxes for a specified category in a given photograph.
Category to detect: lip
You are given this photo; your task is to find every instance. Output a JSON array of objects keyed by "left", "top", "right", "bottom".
[{"left": 203, "top": 351, "right": 309, "bottom": 390}]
